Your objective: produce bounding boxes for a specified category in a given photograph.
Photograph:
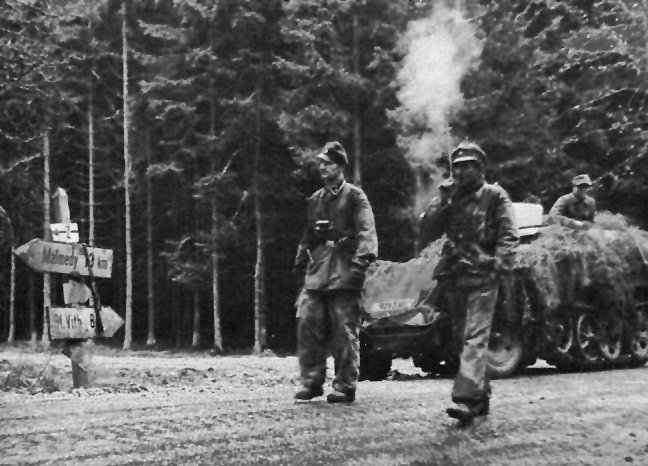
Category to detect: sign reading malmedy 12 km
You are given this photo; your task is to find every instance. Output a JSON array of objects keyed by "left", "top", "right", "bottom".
[{"left": 14, "top": 239, "right": 113, "bottom": 278}]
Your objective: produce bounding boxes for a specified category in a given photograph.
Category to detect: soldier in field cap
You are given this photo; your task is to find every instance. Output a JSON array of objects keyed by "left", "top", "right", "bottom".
[
  {"left": 550, "top": 174, "right": 597, "bottom": 225},
  {"left": 293, "top": 141, "right": 378, "bottom": 404},
  {"left": 419, "top": 141, "right": 519, "bottom": 425}
]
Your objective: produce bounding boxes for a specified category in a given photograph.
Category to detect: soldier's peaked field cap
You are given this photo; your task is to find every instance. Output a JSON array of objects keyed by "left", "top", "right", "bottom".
[
  {"left": 450, "top": 142, "right": 486, "bottom": 165},
  {"left": 317, "top": 141, "right": 348, "bottom": 166},
  {"left": 572, "top": 174, "right": 592, "bottom": 186}
]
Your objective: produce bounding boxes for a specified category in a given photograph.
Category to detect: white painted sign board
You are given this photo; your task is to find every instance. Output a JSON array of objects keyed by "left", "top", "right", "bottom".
[
  {"left": 50, "top": 222, "right": 80, "bottom": 243},
  {"left": 48, "top": 306, "right": 123, "bottom": 339},
  {"left": 14, "top": 239, "right": 113, "bottom": 278}
]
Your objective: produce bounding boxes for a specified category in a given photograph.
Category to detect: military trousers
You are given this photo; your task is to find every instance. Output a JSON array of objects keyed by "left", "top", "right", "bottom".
[
  {"left": 296, "top": 289, "right": 362, "bottom": 394},
  {"left": 444, "top": 277, "right": 499, "bottom": 404}
]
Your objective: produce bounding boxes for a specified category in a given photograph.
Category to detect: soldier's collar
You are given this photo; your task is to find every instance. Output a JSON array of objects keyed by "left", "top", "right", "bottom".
[{"left": 325, "top": 180, "right": 346, "bottom": 196}]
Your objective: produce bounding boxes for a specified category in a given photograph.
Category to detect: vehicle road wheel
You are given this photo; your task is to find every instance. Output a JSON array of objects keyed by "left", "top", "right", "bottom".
[
  {"left": 547, "top": 313, "right": 573, "bottom": 355},
  {"left": 597, "top": 316, "right": 623, "bottom": 362},
  {"left": 575, "top": 313, "right": 599, "bottom": 364},
  {"left": 359, "top": 346, "right": 392, "bottom": 381},
  {"left": 628, "top": 308, "right": 648, "bottom": 365},
  {"left": 488, "top": 325, "right": 523, "bottom": 379}
]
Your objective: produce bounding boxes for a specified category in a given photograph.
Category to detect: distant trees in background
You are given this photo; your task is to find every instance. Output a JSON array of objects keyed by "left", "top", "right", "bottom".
[{"left": 2, "top": 0, "right": 648, "bottom": 351}]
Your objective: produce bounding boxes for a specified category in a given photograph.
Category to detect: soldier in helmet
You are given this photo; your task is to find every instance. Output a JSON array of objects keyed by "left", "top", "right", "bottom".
[
  {"left": 419, "top": 142, "right": 519, "bottom": 425},
  {"left": 549, "top": 174, "right": 596, "bottom": 226},
  {"left": 293, "top": 141, "right": 378, "bottom": 404}
]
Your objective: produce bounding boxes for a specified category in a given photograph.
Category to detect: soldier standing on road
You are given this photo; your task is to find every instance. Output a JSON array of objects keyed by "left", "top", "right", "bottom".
[
  {"left": 419, "top": 142, "right": 519, "bottom": 425},
  {"left": 293, "top": 141, "right": 378, "bottom": 404},
  {"left": 549, "top": 174, "right": 596, "bottom": 226}
]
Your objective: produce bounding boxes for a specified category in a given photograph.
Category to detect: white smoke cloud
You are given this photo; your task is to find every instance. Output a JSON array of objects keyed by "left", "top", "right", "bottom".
[
  {"left": 396, "top": 2, "right": 482, "bottom": 166},
  {"left": 394, "top": 1, "right": 482, "bottom": 233}
]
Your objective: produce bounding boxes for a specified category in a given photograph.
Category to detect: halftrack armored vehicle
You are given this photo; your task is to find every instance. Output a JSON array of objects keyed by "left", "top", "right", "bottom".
[{"left": 359, "top": 203, "right": 648, "bottom": 381}]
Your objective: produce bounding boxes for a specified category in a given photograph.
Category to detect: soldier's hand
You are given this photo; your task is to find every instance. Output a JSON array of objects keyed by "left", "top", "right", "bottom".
[
  {"left": 439, "top": 178, "right": 456, "bottom": 204},
  {"left": 349, "top": 259, "right": 368, "bottom": 287}
]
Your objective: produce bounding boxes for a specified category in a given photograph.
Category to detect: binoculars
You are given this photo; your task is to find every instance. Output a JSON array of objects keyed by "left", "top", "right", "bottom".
[{"left": 315, "top": 220, "right": 336, "bottom": 240}]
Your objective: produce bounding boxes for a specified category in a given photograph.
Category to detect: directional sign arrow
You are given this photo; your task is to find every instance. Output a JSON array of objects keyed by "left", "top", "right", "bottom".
[
  {"left": 13, "top": 239, "right": 112, "bottom": 278},
  {"left": 48, "top": 306, "right": 124, "bottom": 340},
  {"left": 50, "top": 222, "right": 80, "bottom": 244}
]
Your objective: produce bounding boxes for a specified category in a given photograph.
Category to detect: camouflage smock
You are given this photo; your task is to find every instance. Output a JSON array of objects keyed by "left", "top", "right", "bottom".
[
  {"left": 419, "top": 182, "right": 519, "bottom": 281},
  {"left": 294, "top": 181, "right": 378, "bottom": 290}
]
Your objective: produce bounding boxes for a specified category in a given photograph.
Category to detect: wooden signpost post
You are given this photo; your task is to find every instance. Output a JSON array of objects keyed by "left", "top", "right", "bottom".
[{"left": 14, "top": 187, "right": 123, "bottom": 388}]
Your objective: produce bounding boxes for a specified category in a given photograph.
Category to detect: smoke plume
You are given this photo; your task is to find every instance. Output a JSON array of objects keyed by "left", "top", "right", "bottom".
[{"left": 393, "top": 1, "right": 482, "bottom": 234}]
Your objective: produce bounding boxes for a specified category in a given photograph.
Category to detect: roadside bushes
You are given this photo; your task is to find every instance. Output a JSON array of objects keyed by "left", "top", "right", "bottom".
[{"left": 0, "top": 359, "right": 60, "bottom": 394}]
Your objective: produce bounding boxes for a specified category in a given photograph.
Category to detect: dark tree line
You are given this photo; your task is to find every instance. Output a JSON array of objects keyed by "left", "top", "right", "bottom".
[{"left": 2, "top": 0, "right": 648, "bottom": 352}]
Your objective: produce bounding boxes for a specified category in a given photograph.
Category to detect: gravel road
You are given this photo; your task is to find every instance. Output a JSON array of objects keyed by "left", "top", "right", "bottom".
[{"left": 2, "top": 350, "right": 648, "bottom": 465}]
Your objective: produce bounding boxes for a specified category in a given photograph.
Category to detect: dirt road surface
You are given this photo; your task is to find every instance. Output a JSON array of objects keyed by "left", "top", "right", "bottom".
[{"left": 2, "top": 349, "right": 648, "bottom": 466}]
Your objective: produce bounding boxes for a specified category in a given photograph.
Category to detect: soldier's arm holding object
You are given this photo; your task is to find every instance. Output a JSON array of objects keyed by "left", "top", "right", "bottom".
[{"left": 418, "top": 178, "right": 455, "bottom": 250}]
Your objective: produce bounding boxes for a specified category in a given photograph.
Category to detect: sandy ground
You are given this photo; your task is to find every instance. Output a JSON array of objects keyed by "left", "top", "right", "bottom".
[{"left": 2, "top": 347, "right": 648, "bottom": 466}]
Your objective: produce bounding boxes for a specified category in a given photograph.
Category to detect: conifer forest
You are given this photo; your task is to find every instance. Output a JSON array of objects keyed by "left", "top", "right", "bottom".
[{"left": 3, "top": 0, "right": 648, "bottom": 352}]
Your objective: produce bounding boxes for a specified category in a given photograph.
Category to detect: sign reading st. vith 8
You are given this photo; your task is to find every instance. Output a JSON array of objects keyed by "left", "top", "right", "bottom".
[
  {"left": 49, "top": 306, "right": 123, "bottom": 339},
  {"left": 14, "top": 239, "right": 113, "bottom": 278}
]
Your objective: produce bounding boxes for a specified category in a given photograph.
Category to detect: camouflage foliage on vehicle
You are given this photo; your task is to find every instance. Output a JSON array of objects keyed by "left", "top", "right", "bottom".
[
  {"left": 516, "top": 213, "right": 648, "bottom": 312},
  {"left": 363, "top": 211, "right": 648, "bottom": 321}
]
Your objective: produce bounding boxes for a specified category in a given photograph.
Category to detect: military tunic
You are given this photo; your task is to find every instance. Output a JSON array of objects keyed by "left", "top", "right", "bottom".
[
  {"left": 294, "top": 181, "right": 378, "bottom": 394},
  {"left": 420, "top": 181, "right": 518, "bottom": 404}
]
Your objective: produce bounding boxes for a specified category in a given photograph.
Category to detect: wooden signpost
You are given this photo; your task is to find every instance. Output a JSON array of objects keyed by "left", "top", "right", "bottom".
[{"left": 14, "top": 187, "right": 122, "bottom": 388}]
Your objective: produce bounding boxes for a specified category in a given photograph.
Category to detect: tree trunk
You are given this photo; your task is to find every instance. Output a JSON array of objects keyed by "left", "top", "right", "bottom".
[
  {"left": 253, "top": 88, "right": 266, "bottom": 354},
  {"left": 175, "top": 287, "right": 183, "bottom": 349},
  {"left": 88, "top": 75, "right": 95, "bottom": 246},
  {"left": 8, "top": 252, "right": 15, "bottom": 343},
  {"left": 28, "top": 266, "right": 36, "bottom": 342},
  {"left": 42, "top": 130, "right": 51, "bottom": 344},
  {"left": 352, "top": 12, "right": 362, "bottom": 187},
  {"left": 192, "top": 287, "right": 200, "bottom": 348},
  {"left": 211, "top": 198, "right": 222, "bottom": 352},
  {"left": 122, "top": 4, "right": 133, "bottom": 350},
  {"left": 145, "top": 129, "right": 156, "bottom": 346},
  {"left": 208, "top": 52, "right": 222, "bottom": 352}
]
